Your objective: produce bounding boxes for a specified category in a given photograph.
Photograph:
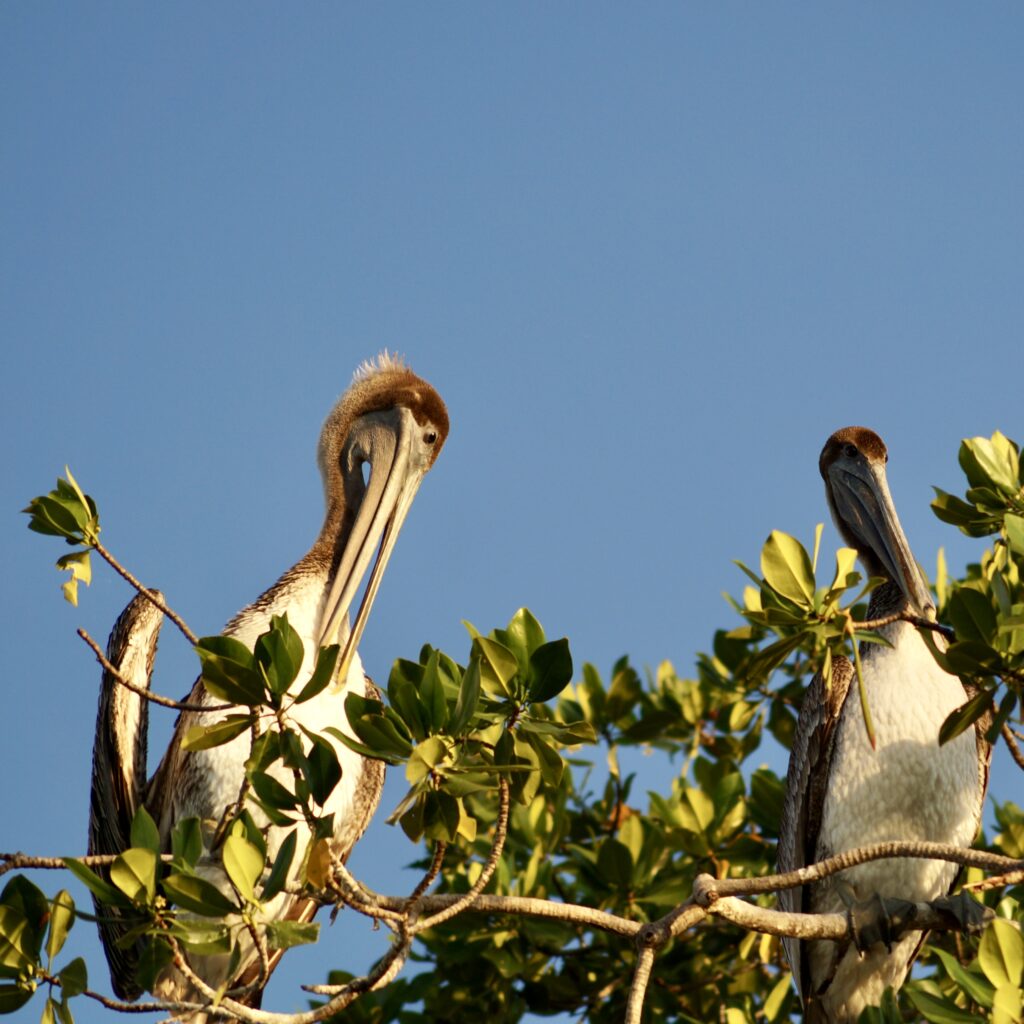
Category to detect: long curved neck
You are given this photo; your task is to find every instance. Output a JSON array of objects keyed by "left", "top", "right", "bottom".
[{"left": 865, "top": 578, "right": 907, "bottom": 619}]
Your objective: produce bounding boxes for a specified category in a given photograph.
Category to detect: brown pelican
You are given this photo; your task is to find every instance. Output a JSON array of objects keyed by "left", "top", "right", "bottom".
[
  {"left": 89, "top": 354, "right": 448, "bottom": 1012},
  {"left": 777, "top": 427, "right": 988, "bottom": 1023}
]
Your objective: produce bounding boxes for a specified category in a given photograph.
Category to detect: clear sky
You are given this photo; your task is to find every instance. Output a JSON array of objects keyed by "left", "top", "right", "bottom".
[{"left": 3, "top": 5, "right": 1023, "bottom": 1021}]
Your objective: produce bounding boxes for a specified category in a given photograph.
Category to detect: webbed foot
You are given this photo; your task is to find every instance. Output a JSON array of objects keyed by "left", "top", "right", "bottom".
[
  {"left": 928, "top": 891, "right": 991, "bottom": 934},
  {"left": 839, "top": 889, "right": 919, "bottom": 953}
]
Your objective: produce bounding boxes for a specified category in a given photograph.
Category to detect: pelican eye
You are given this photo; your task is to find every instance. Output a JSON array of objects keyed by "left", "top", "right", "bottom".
[
  {"left": 424, "top": 430, "right": 438, "bottom": 445},
  {"left": 843, "top": 443, "right": 858, "bottom": 459}
]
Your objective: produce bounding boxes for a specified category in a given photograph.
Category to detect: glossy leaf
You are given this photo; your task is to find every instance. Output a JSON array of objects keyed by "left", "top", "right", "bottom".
[
  {"left": 57, "top": 957, "right": 86, "bottom": 999},
  {"left": 265, "top": 920, "right": 319, "bottom": 950},
  {"left": 110, "top": 848, "right": 157, "bottom": 904},
  {"left": 939, "top": 688, "right": 992, "bottom": 746},
  {"left": 162, "top": 874, "right": 238, "bottom": 917},
  {"left": 295, "top": 644, "right": 340, "bottom": 704},
  {"left": 195, "top": 635, "right": 263, "bottom": 706},
  {"left": 222, "top": 832, "right": 264, "bottom": 904},
  {"left": 44, "top": 893, "right": 73, "bottom": 963},
  {"left": 262, "top": 831, "right": 298, "bottom": 902},
  {"left": 979, "top": 918, "right": 1024, "bottom": 989},
  {"left": 527, "top": 638, "right": 573, "bottom": 703},
  {"left": 182, "top": 713, "right": 253, "bottom": 752},
  {"left": 760, "top": 530, "right": 815, "bottom": 607},
  {"left": 255, "top": 614, "right": 304, "bottom": 696},
  {"left": 62, "top": 860, "right": 126, "bottom": 907}
]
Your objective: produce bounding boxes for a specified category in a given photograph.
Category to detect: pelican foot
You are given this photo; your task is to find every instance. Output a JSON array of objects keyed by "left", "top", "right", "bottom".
[
  {"left": 843, "top": 892, "right": 919, "bottom": 953},
  {"left": 928, "top": 892, "right": 992, "bottom": 934}
]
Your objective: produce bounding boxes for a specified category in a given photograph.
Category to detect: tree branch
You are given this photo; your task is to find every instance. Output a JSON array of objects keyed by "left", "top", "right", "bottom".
[
  {"left": 93, "top": 539, "right": 198, "bottom": 645},
  {"left": 78, "top": 627, "right": 230, "bottom": 713},
  {"left": 1002, "top": 722, "right": 1024, "bottom": 771}
]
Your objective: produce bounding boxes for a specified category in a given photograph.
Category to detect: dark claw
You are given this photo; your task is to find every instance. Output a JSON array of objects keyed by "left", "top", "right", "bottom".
[{"left": 929, "top": 892, "right": 992, "bottom": 934}]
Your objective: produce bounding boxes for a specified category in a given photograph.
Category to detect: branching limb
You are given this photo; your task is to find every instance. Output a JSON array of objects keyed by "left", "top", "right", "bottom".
[
  {"left": 92, "top": 539, "right": 198, "bottom": 645},
  {"left": 78, "top": 628, "right": 230, "bottom": 713},
  {"left": 697, "top": 841, "right": 1022, "bottom": 898},
  {"left": 413, "top": 778, "right": 510, "bottom": 932},
  {"left": 623, "top": 947, "right": 655, "bottom": 1024}
]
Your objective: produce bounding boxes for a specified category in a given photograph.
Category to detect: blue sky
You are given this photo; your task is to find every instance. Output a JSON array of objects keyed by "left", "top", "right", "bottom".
[{"left": 3, "top": 6, "right": 1023, "bottom": 1020}]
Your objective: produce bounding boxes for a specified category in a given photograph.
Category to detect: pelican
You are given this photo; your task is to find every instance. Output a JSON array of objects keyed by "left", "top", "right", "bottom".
[
  {"left": 777, "top": 426, "right": 988, "bottom": 1023},
  {"left": 89, "top": 354, "right": 448, "bottom": 1012}
]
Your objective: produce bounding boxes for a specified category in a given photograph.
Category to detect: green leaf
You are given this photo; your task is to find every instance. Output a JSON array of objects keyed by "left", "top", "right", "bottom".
[
  {"left": 222, "top": 833, "right": 264, "bottom": 905},
  {"left": 248, "top": 768, "right": 299, "bottom": 812},
  {"left": 62, "top": 860, "right": 126, "bottom": 907},
  {"left": 527, "top": 638, "right": 573, "bottom": 703},
  {"left": 110, "top": 848, "right": 157, "bottom": 904},
  {"left": 0, "top": 985, "right": 33, "bottom": 1014},
  {"left": 476, "top": 637, "right": 519, "bottom": 694},
  {"left": 979, "top": 918, "right": 1024, "bottom": 989},
  {"left": 57, "top": 957, "right": 86, "bottom": 999},
  {"left": 596, "top": 838, "right": 633, "bottom": 889},
  {"left": 44, "top": 893, "right": 74, "bottom": 963},
  {"left": 295, "top": 644, "right": 340, "bottom": 704},
  {"left": 504, "top": 608, "right": 546, "bottom": 660},
  {"left": 939, "top": 689, "right": 992, "bottom": 746},
  {"left": 182, "top": 714, "right": 253, "bottom": 752},
  {"left": 255, "top": 614, "right": 304, "bottom": 696},
  {"left": 129, "top": 807, "right": 160, "bottom": 853},
  {"left": 265, "top": 920, "right": 319, "bottom": 950},
  {"left": 262, "top": 831, "right": 297, "bottom": 902},
  {"left": 907, "top": 987, "right": 990, "bottom": 1024},
  {"left": 933, "top": 948, "right": 995, "bottom": 1008},
  {"left": 520, "top": 730, "right": 564, "bottom": 788},
  {"left": 298, "top": 731, "right": 342, "bottom": 807},
  {"left": 195, "top": 636, "right": 263, "bottom": 706},
  {"left": 170, "top": 818, "right": 203, "bottom": 867},
  {"left": 406, "top": 737, "right": 448, "bottom": 785},
  {"left": 419, "top": 650, "right": 448, "bottom": 732},
  {"left": 947, "top": 589, "right": 998, "bottom": 646},
  {"left": 162, "top": 874, "right": 238, "bottom": 917},
  {"left": 761, "top": 530, "right": 816, "bottom": 607},
  {"left": 0, "top": 906, "right": 35, "bottom": 973},
  {"left": 1005, "top": 514, "right": 1024, "bottom": 556},
  {"left": 449, "top": 656, "right": 481, "bottom": 736}
]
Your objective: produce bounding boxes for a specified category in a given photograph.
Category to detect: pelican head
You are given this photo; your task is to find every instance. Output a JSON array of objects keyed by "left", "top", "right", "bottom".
[
  {"left": 819, "top": 426, "right": 934, "bottom": 619},
  {"left": 312, "top": 354, "right": 449, "bottom": 672}
]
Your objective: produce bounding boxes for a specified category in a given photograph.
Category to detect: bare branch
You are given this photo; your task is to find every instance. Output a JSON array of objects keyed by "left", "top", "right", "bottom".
[
  {"left": 78, "top": 627, "right": 231, "bottom": 712},
  {"left": 623, "top": 947, "right": 654, "bottom": 1024},
  {"left": 413, "top": 778, "right": 511, "bottom": 932},
  {"left": 93, "top": 539, "right": 199, "bottom": 645},
  {"left": 694, "top": 841, "right": 1022, "bottom": 900},
  {"left": 856, "top": 610, "right": 955, "bottom": 641},
  {"left": 1002, "top": 722, "right": 1024, "bottom": 771}
]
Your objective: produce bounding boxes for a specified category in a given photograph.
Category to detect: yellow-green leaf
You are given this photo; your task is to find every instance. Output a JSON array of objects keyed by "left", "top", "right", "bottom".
[
  {"left": 979, "top": 918, "right": 1024, "bottom": 989},
  {"left": 222, "top": 833, "right": 264, "bottom": 904},
  {"left": 761, "top": 530, "right": 816, "bottom": 607}
]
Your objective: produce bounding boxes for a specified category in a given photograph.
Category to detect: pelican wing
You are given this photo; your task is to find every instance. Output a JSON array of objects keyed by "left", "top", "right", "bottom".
[
  {"left": 777, "top": 655, "right": 853, "bottom": 1005},
  {"left": 88, "top": 593, "right": 164, "bottom": 1000}
]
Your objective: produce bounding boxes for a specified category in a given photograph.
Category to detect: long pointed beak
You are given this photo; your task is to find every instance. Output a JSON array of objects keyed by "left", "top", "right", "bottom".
[
  {"left": 830, "top": 461, "right": 935, "bottom": 619},
  {"left": 315, "top": 411, "right": 427, "bottom": 679}
]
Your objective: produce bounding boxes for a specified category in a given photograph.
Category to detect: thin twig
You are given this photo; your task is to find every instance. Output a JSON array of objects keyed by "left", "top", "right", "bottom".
[
  {"left": 403, "top": 841, "right": 448, "bottom": 909},
  {"left": 78, "top": 627, "right": 231, "bottom": 712},
  {"left": 856, "top": 610, "right": 955, "bottom": 641},
  {"left": 1001, "top": 722, "right": 1024, "bottom": 771},
  {"left": 93, "top": 538, "right": 199, "bottom": 645},
  {"left": 413, "top": 778, "right": 511, "bottom": 932}
]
